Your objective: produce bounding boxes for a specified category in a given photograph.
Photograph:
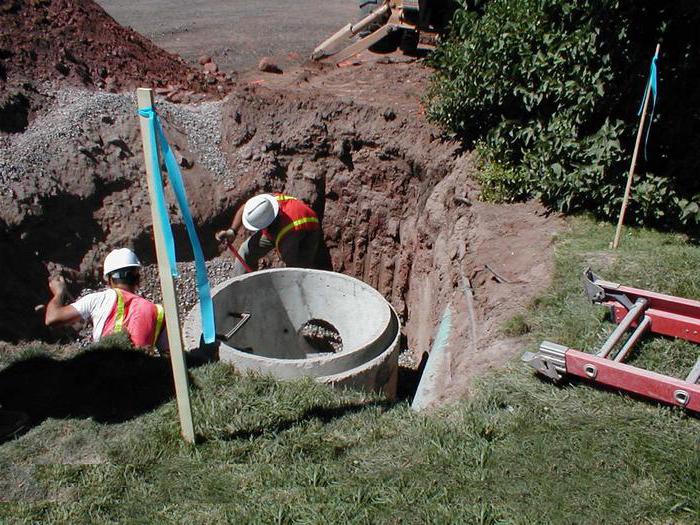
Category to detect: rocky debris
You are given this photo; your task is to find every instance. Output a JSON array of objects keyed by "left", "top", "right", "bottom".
[
  {"left": 0, "top": 0, "right": 235, "bottom": 129},
  {"left": 258, "top": 57, "right": 283, "bottom": 74},
  {"left": 0, "top": 90, "right": 229, "bottom": 215},
  {"left": 199, "top": 58, "right": 233, "bottom": 90},
  {"left": 139, "top": 257, "right": 238, "bottom": 315}
]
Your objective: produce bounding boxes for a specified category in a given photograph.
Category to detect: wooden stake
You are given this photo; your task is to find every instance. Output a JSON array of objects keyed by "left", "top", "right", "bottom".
[
  {"left": 612, "top": 43, "right": 661, "bottom": 249},
  {"left": 136, "top": 88, "right": 195, "bottom": 444}
]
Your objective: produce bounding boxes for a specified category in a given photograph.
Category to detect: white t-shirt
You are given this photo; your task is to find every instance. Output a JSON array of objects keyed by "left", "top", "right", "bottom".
[{"left": 71, "top": 289, "right": 117, "bottom": 342}]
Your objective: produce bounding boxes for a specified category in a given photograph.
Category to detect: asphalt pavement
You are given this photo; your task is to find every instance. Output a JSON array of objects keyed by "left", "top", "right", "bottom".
[{"left": 96, "top": 0, "right": 356, "bottom": 72}]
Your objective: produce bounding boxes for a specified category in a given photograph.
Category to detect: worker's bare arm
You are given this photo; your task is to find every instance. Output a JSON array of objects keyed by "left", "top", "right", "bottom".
[
  {"left": 215, "top": 205, "right": 245, "bottom": 242},
  {"left": 231, "top": 205, "right": 244, "bottom": 231},
  {"left": 45, "top": 277, "right": 81, "bottom": 326}
]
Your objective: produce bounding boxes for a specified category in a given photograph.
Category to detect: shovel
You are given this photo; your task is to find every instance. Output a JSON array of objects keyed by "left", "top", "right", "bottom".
[{"left": 226, "top": 243, "right": 254, "bottom": 273}]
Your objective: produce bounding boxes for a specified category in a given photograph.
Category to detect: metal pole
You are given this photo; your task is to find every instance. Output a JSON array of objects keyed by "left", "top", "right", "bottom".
[
  {"left": 613, "top": 316, "right": 651, "bottom": 362},
  {"left": 597, "top": 299, "right": 647, "bottom": 358},
  {"left": 686, "top": 356, "right": 700, "bottom": 384},
  {"left": 136, "top": 88, "right": 196, "bottom": 444}
]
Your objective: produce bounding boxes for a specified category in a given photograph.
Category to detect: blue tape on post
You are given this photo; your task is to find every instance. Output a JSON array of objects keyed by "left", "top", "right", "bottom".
[
  {"left": 637, "top": 51, "right": 659, "bottom": 161},
  {"left": 137, "top": 107, "right": 179, "bottom": 276},
  {"left": 138, "top": 106, "right": 216, "bottom": 344}
]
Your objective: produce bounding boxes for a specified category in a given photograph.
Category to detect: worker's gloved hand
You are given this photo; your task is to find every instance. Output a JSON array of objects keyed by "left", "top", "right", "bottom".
[
  {"left": 215, "top": 229, "right": 236, "bottom": 244},
  {"left": 48, "top": 276, "right": 67, "bottom": 297}
]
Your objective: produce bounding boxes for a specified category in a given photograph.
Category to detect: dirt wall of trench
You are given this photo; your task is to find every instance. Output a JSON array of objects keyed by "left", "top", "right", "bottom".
[{"left": 1, "top": 63, "right": 562, "bottom": 397}]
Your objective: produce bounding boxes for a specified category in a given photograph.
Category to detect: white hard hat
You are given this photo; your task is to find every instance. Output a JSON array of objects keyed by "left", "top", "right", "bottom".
[
  {"left": 241, "top": 194, "right": 279, "bottom": 231},
  {"left": 103, "top": 248, "right": 141, "bottom": 278}
]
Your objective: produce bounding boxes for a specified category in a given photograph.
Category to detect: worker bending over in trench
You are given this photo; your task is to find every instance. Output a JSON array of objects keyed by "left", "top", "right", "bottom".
[
  {"left": 216, "top": 193, "right": 321, "bottom": 275},
  {"left": 45, "top": 248, "right": 167, "bottom": 355}
]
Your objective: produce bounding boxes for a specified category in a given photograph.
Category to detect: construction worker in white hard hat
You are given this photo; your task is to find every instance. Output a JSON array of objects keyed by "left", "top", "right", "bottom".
[
  {"left": 44, "top": 248, "right": 167, "bottom": 354},
  {"left": 216, "top": 193, "right": 321, "bottom": 275}
]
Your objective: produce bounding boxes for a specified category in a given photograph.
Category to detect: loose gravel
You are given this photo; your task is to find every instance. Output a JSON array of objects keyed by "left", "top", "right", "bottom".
[
  {"left": 158, "top": 100, "right": 229, "bottom": 178},
  {"left": 0, "top": 88, "right": 230, "bottom": 199},
  {"left": 0, "top": 90, "right": 136, "bottom": 195}
]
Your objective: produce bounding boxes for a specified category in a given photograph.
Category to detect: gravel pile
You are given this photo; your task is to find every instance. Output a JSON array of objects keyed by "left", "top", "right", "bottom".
[
  {"left": 398, "top": 349, "right": 418, "bottom": 369},
  {"left": 158, "top": 101, "right": 229, "bottom": 178},
  {"left": 0, "top": 89, "right": 230, "bottom": 199},
  {"left": 139, "top": 255, "right": 237, "bottom": 314},
  {"left": 0, "top": 90, "right": 136, "bottom": 195}
]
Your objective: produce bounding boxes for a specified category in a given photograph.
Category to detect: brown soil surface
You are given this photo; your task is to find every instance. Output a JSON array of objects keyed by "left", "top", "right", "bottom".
[
  {"left": 0, "top": 0, "right": 233, "bottom": 132},
  {"left": 0, "top": 9, "right": 564, "bottom": 405}
]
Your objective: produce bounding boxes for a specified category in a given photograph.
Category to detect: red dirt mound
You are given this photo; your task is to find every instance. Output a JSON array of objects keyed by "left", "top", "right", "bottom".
[{"left": 0, "top": 0, "right": 231, "bottom": 130}]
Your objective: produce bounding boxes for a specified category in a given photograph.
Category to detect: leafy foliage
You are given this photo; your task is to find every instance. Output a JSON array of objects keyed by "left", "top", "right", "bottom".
[{"left": 428, "top": 0, "right": 700, "bottom": 228}]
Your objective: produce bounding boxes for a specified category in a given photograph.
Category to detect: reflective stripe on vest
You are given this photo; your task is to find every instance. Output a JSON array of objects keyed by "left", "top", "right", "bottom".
[
  {"left": 114, "top": 289, "right": 126, "bottom": 334},
  {"left": 272, "top": 194, "right": 319, "bottom": 248},
  {"left": 112, "top": 289, "right": 163, "bottom": 349},
  {"left": 275, "top": 194, "right": 295, "bottom": 202},
  {"left": 153, "top": 304, "right": 165, "bottom": 347},
  {"left": 275, "top": 216, "right": 320, "bottom": 248}
]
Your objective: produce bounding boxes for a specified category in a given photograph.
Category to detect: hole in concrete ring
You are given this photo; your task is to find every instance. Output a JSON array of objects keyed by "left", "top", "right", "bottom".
[{"left": 298, "top": 318, "right": 343, "bottom": 354}]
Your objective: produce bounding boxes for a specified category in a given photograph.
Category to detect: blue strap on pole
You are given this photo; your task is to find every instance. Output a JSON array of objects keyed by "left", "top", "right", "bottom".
[
  {"left": 138, "top": 108, "right": 178, "bottom": 276},
  {"left": 637, "top": 50, "right": 659, "bottom": 161},
  {"left": 138, "top": 107, "right": 216, "bottom": 344}
]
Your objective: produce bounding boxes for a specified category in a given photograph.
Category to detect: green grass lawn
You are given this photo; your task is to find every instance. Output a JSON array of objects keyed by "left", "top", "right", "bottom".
[{"left": 0, "top": 217, "right": 698, "bottom": 523}]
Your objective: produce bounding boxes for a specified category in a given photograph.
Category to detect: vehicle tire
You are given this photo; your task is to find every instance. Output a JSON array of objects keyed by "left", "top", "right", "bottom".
[{"left": 399, "top": 29, "right": 419, "bottom": 54}]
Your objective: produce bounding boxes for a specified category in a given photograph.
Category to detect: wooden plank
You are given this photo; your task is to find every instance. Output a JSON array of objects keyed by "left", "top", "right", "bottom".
[
  {"left": 136, "top": 88, "right": 195, "bottom": 444},
  {"left": 612, "top": 43, "right": 660, "bottom": 249},
  {"left": 333, "top": 22, "right": 396, "bottom": 64}
]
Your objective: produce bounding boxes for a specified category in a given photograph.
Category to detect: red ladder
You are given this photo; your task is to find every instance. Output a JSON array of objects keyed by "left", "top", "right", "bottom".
[{"left": 523, "top": 269, "right": 700, "bottom": 412}]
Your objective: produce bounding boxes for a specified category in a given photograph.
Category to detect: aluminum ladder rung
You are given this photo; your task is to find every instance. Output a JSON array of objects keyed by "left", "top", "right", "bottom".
[
  {"left": 686, "top": 355, "right": 700, "bottom": 384},
  {"left": 597, "top": 298, "right": 647, "bottom": 358},
  {"left": 613, "top": 316, "right": 651, "bottom": 363}
]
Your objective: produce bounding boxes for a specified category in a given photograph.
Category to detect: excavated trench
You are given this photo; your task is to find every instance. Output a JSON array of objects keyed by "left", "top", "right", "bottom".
[{"left": 1, "top": 69, "right": 560, "bottom": 401}]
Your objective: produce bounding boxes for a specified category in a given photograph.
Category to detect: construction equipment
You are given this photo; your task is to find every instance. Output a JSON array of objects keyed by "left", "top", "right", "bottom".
[
  {"left": 523, "top": 269, "right": 700, "bottom": 413},
  {"left": 312, "top": 1, "right": 448, "bottom": 64}
]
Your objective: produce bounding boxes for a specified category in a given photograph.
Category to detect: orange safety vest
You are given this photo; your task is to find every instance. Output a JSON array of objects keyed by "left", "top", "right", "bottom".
[
  {"left": 102, "top": 289, "right": 165, "bottom": 349},
  {"left": 263, "top": 194, "right": 320, "bottom": 249}
]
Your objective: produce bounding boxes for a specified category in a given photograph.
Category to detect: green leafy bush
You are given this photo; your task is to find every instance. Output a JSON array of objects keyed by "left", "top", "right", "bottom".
[{"left": 428, "top": 0, "right": 700, "bottom": 228}]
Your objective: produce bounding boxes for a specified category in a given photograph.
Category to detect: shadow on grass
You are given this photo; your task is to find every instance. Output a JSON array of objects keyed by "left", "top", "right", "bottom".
[
  {"left": 397, "top": 351, "right": 429, "bottom": 403},
  {"left": 209, "top": 399, "right": 396, "bottom": 443},
  {"left": 0, "top": 348, "right": 184, "bottom": 430}
]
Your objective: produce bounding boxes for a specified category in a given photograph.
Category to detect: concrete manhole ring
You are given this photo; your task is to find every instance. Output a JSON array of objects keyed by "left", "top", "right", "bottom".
[{"left": 184, "top": 268, "right": 400, "bottom": 397}]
